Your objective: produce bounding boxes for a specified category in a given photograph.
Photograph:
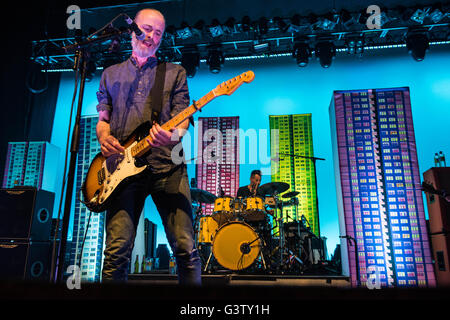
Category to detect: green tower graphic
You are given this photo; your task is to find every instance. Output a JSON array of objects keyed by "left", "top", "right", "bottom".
[{"left": 269, "top": 114, "right": 319, "bottom": 236}]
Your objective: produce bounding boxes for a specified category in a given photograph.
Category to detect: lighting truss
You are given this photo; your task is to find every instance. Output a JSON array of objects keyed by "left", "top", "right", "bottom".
[{"left": 31, "top": 5, "right": 450, "bottom": 72}]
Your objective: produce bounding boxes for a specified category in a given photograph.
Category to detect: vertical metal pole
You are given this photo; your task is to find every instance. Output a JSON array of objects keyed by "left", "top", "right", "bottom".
[{"left": 53, "top": 50, "right": 88, "bottom": 283}]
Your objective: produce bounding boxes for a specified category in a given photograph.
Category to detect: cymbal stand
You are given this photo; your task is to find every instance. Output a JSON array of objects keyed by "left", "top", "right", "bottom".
[
  {"left": 273, "top": 191, "right": 286, "bottom": 268},
  {"left": 275, "top": 191, "right": 284, "bottom": 268},
  {"left": 203, "top": 250, "right": 214, "bottom": 273},
  {"left": 273, "top": 193, "right": 304, "bottom": 273},
  {"left": 259, "top": 250, "right": 267, "bottom": 270},
  {"left": 245, "top": 217, "right": 283, "bottom": 272},
  {"left": 192, "top": 201, "right": 203, "bottom": 247}
]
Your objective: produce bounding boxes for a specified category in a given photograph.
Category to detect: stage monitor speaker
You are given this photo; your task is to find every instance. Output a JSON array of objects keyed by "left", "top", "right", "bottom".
[
  {"left": 144, "top": 218, "right": 157, "bottom": 258},
  {"left": 0, "top": 241, "right": 51, "bottom": 281},
  {"left": 0, "top": 187, "right": 55, "bottom": 241}
]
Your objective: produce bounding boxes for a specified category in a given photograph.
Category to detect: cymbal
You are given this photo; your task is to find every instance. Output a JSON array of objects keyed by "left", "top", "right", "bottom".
[
  {"left": 190, "top": 188, "right": 217, "bottom": 204},
  {"left": 259, "top": 182, "right": 290, "bottom": 196},
  {"left": 282, "top": 191, "right": 299, "bottom": 198}
]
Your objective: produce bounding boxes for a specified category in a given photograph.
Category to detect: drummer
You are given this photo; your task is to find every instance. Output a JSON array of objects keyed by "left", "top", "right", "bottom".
[{"left": 236, "top": 170, "right": 264, "bottom": 198}]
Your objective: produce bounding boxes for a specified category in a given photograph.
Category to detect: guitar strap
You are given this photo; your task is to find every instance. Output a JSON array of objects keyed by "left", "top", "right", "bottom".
[
  {"left": 147, "top": 61, "right": 194, "bottom": 129},
  {"left": 149, "top": 61, "right": 166, "bottom": 125}
]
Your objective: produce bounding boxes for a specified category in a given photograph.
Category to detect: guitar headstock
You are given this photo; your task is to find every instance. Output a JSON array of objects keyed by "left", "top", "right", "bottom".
[{"left": 214, "top": 71, "right": 255, "bottom": 96}]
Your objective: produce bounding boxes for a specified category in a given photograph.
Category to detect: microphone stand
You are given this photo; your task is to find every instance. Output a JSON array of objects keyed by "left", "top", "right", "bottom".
[
  {"left": 279, "top": 153, "right": 325, "bottom": 238},
  {"left": 50, "top": 29, "right": 128, "bottom": 283}
]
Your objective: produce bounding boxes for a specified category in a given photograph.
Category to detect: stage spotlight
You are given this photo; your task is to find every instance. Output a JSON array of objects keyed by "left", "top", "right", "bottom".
[
  {"left": 273, "top": 16, "right": 289, "bottom": 33},
  {"left": 315, "top": 40, "right": 335, "bottom": 68},
  {"left": 188, "top": 20, "right": 204, "bottom": 38},
  {"left": 430, "top": 3, "right": 445, "bottom": 23},
  {"left": 181, "top": 49, "right": 200, "bottom": 78},
  {"left": 346, "top": 36, "right": 364, "bottom": 55},
  {"left": 293, "top": 41, "right": 311, "bottom": 67},
  {"left": 241, "top": 16, "right": 251, "bottom": 32},
  {"left": 287, "top": 14, "right": 302, "bottom": 33},
  {"left": 315, "top": 12, "right": 338, "bottom": 31},
  {"left": 410, "top": 7, "right": 430, "bottom": 24},
  {"left": 355, "top": 39, "right": 364, "bottom": 55},
  {"left": 347, "top": 39, "right": 356, "bottom": 54},
  {"left": 258, "top": 17, "right": 268, "bottom": 35},
  {"left": 192, "top": 19, "right": 205, "bottom": 31},
  {"left": 406, "top": 32, "right": 429, "bottom": 61},
  {"left": 176, "top": 22, "right": 193, "bottom": 39},
  {"left": 209, "top": 19, "right": 224, "bottom": 37},
  {"left": 207, "top": 48, "right": 224, "bottom": 73},
  {"left": 223, "top": 17, "right": 236, "bottom": 33}
]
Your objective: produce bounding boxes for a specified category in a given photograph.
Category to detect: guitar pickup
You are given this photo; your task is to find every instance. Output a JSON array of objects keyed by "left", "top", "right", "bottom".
[{"left": 97, "top": 167, "right": 106, "bottom": 185}]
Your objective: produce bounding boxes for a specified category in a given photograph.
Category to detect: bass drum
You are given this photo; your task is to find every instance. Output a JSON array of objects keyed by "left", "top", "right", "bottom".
[{"left": 212, "top": 222, "right": 261, "bottom": 271}]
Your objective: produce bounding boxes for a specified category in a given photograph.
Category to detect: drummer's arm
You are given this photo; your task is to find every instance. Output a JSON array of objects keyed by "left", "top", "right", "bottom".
[
  {"left": 236, "top": 187, "right": 243, "bottom": 198},
  {"left": 257, "top": 188, "right": 264, "bottom": 197}
]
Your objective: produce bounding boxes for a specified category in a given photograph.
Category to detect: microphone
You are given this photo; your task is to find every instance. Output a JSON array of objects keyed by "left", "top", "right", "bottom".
[
  {"left": 124, "top": 14, "right": 145, "bottom": 41},
  {"left": 250, "top": 182, "right": 257, "bottom": 196}
]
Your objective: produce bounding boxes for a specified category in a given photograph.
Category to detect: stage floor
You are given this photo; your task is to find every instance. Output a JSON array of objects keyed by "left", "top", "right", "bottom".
[
  {"left": 1, "top": 275, "right": 450, "bottom": 316},
  {"left": 128, "top": 271, "right": 351, "bottom": 287}
]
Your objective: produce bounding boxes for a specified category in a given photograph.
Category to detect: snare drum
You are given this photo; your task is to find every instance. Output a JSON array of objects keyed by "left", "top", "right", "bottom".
[
  {"left": 243, "top": 196, "right": 266, "bottom": 221},
  {"left": 213, "top": 197, "right": 235, "bottom": 225}
]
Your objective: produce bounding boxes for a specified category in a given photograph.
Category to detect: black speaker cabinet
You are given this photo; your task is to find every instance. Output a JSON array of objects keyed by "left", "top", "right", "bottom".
[
  {"left": 0, "top": 187, "right": 55, "bottom": 241},
  {"left": 0, "top": 241, "right": 51, "bottom": 281}
]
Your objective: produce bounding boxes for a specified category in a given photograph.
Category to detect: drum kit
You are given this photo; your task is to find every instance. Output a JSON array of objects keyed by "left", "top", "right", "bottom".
[{"left": 190, "top": 182, "right": 322, "bottom": 274}]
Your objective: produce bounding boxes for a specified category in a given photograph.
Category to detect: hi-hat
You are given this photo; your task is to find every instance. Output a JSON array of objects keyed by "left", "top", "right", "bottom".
[
  {"left": 190, "top": 188, "right": 217, "bottom": 204},
  {"left": 259, "top": 182, "right": 289, "bottom": 196},
  {"left": 282, "top": 191, "right": 299, "bottom": 198}
]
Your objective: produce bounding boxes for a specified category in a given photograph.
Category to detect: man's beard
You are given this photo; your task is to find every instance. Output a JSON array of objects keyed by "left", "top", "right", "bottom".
[{"left": 131, "top": 36, "right": 158, "bottom": 58}]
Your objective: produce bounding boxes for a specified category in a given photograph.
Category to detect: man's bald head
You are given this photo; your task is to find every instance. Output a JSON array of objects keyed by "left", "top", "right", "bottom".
[{"left": 135, "top": 9, "right": 166, "bottom": 32}]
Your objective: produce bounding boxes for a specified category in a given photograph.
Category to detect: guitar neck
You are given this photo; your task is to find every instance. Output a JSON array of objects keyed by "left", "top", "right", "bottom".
[
  {"left": 131, "top": 90, "right": 216, "bottom": 158},
  {"left": 129, "top": 70, "right": 255, "bottom": 158}
]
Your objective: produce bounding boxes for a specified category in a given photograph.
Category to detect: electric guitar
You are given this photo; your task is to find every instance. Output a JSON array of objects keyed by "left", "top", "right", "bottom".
[{"left": 81, "top": 70, "right": 255, "bottom": 212}]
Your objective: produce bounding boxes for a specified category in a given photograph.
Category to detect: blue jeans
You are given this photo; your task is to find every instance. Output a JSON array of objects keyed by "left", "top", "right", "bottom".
[{"left": 101, "top": 165, "right": 201, "bottom": 285}]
